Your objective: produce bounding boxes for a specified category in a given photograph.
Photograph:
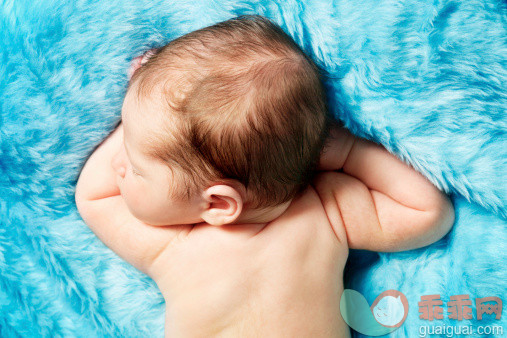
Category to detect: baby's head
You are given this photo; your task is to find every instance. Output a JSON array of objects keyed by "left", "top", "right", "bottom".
[{"left": 116, "top": 15, "right": 331, "bottom": 226}]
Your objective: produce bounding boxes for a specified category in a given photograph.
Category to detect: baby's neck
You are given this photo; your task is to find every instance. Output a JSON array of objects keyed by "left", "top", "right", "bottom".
[{"left": 235, "top": 199, "right": 293, "bottom": 224}]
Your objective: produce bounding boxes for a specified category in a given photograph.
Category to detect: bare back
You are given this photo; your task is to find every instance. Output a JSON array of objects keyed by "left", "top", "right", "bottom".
[{"left": 252, "top": 186, "right": 350, "bottom": 337}]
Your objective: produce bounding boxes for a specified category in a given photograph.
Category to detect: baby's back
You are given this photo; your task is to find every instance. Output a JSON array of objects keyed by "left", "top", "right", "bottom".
[{"left": 241, "top": 186, "right": 350, "bottom": 337}]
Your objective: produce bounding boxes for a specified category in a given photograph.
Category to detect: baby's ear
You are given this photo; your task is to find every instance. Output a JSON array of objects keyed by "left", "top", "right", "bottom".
[
  {"left": 127, "top": 48, "right": 158, "bottom": 80},
  {"left": 200, "top": 184, "right": 245, "bottom": 226}
]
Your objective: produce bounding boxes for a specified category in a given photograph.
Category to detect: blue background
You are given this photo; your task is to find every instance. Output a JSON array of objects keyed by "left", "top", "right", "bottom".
[{"left": 1, "top": 0, "right": 505, "bottom": 336}]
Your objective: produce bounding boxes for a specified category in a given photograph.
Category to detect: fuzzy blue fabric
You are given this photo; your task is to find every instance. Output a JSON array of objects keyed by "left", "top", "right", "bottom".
[{"left": 1, "top": 0, "right": 505, "bottom": 336}]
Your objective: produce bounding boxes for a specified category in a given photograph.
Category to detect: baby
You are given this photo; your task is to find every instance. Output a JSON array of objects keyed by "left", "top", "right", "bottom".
[{"left": 75, "top": 15, "right": 455, "bottom": 336}]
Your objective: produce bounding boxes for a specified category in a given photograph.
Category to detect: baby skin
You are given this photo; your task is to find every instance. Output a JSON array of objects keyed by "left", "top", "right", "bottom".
[{"left": 75, "top": 100, "right": 455, "bottom": 336}]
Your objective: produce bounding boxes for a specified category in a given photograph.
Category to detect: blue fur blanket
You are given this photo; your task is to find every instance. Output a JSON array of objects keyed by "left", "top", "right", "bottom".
[{"left": 1, "top": 1, "right": 505, "bottom": 336}]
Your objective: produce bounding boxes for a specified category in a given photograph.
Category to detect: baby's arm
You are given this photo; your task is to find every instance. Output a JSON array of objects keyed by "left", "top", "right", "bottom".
[
  {"left": 314, "top": 124, "right": 455, "bottom": 252},
  {"left": 74, "top": 124, "right": 179, "bottom": 276}
]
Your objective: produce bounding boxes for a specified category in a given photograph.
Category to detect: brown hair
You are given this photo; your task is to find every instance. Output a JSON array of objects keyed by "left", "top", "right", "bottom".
[{"left": 129, "top": 15, "right": 332, "bottom": 209}]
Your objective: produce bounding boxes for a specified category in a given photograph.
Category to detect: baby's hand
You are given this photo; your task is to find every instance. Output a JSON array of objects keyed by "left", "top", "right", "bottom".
[{"left": 127, "top": 48, "right": 158, "bottom": 80}]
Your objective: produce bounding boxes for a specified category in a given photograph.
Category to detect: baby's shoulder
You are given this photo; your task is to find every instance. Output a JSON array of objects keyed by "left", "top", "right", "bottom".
[
  {"left": 266, "top": 186, "right": 348, "bottom": 248},
  {"left": 277, "top": 186, "right": 326, "bottom": 223}
]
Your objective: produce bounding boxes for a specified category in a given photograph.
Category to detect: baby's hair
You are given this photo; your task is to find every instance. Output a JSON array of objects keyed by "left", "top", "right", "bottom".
[{"left": 129, "top": 14, "right": 333, "bottom": 209}]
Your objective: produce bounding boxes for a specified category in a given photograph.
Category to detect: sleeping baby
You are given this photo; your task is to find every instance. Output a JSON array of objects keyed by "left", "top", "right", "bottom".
[{"left": 75, "top": 15, "right": 455, "bottom": 336}]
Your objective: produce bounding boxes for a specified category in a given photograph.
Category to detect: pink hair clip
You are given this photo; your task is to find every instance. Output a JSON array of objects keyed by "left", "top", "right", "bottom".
[{"left": 127, "top": 48, "right": 158, "bottom": 80}]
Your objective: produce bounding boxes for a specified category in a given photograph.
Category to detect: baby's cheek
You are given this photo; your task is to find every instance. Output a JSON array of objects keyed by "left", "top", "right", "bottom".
[{"left": 123, "top": 181, "right": 147, "bottom": 211}]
